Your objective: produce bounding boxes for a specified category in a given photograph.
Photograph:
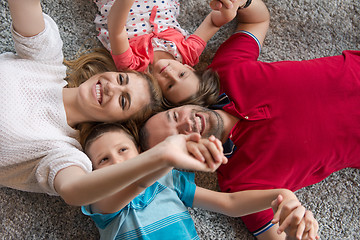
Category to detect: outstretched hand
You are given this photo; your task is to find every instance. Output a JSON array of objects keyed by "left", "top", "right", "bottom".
[
  {"left": 271, "top": 195, "right": 320, "bottom": 240},
  {"left": 158, "top": 133, "right": 227, "bottom": 172}
]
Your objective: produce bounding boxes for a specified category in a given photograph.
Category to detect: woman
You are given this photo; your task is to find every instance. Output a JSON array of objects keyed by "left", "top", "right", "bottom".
[{"left": 0, "top": 0, "right": 204, "bottom": 207}]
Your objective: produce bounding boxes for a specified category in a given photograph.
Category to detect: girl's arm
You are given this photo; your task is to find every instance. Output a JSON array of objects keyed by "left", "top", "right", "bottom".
[
  {"left": 107, "top": 0, "right": 134, "bottom": 55},
  {"left": 7, "top": 0, "right": 45, "bottom": 37},
  {"left": 54, "top": 134, "right": 223, "bottom": 207},
  {"left": 193, "top": 0, "right": 246, "bottom": 43},
  {"left": 210, "top": 0, "right": 270, "bottom": 47}
]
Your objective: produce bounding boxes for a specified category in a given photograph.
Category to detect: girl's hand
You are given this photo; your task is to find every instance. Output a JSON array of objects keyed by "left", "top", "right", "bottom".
[
  {"left": 186, "top": 135, "right": 227, "bottom": 170},
  {"left": 271, "top": 195, "right": 320, "bottom": 240},
  {"left": 210, "top": 0, "right": 235, "bottom": 10}
]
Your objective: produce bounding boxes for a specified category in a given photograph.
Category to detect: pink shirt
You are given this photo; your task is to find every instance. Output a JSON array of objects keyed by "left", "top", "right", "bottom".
[{"left": 111, "top": 5, "right": 206, "bottom": 72}]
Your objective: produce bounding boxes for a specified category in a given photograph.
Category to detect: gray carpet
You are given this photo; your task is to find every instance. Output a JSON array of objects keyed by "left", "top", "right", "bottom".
[{"left": 0, "top": 0, "right": 359, "bottom": 239}]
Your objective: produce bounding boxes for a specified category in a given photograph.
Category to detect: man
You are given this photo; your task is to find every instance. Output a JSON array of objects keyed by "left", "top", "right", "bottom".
[{"left": 139, "top": 0, "right": 360, "bottom": 239}]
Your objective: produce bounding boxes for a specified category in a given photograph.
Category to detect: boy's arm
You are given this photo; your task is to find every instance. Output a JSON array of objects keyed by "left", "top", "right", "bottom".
[
  {"left": 91, "top": 167, "right": 173, "bottom": 214},
  {"left": 7, "top": 0, "right": 45, "bottom": 37},
  {"left": 193, "top": 0, "right": 246, "bottom": 43},
  {"left": 92, "top": 135, "right": 227, "bottom": 214},
  {"left": 193, "top": 188, "right": 319, "bottom": 240},
  {"left": 107, "top": 0, "right": 133, "bottom": 55}
]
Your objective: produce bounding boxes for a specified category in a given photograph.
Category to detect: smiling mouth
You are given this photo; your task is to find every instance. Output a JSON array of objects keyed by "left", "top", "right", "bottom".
[
  {"left": 96, "top": 81, "right": 102, "bottom": 104},
  {"left": 160, "top": 63, "right": 169, "bottom": 74},
  {"left": 195, "top": 114, "right": 204, "bottom": 135}
]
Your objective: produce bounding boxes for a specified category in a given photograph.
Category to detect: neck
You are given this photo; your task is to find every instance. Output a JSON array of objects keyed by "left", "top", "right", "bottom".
[
  {"left": 62, "top": 88, "right": 85, "bottom": 128},
  {"left": 215, "top": 109, "right": 239, "bottom": 144}
]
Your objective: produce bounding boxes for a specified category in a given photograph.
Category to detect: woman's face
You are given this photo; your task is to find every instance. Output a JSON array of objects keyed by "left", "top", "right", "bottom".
[
  {"left": 152, "top": 59, "right": 199, "bottom": 104},
  {"left": 78, "top": 72, "right": 150, "bottom": 122}
]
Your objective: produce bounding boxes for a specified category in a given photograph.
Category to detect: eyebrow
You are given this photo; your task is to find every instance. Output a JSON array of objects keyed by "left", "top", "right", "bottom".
[
  {"left": 125, "top": 73, "right": 129, "bottom": 85},
  {"left": 166, "top": 110, "right": 171, "bottom": 122},
  {"left": 125, "top": 92, "right": 131, "bottom": 111}
]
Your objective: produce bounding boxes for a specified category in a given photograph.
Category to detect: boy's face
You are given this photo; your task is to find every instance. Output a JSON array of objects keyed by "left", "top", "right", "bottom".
[{"left": 87, "top": 130, "right": 139, "bottom": 169}]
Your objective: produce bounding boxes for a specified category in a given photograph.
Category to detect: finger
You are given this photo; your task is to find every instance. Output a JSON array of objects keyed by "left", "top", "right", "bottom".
[
  {"left": 186, "top": 142, "right": 205, "bottom": 162},
  {"left": 209, "top": 0, "right": 223, "bottom": 10},
  {"left": 186, "top": 133, "right": 201, "bottom": 142},
  {"left": 271, "top": 195, "right": 283, "bottom": 223},
  {"left": 278, "top": 199, "right": 302, "bottom": 224},
  {"left": 278, "top": 205, "right": 306, "bottom": 234},
  {"left": 296, "top": 220, "right": 306, "bottom": 240},
  {"left": 219, "top": 0, "right": 234, "bottom": 9},
  {"left": 199, "top": 143, "right": 217, "bottom": 169}
]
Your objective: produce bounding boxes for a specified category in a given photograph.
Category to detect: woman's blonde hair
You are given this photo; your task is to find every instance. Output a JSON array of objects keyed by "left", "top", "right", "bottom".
[{"left": 64, "top": 47, "right": 163, "bottom": 125}]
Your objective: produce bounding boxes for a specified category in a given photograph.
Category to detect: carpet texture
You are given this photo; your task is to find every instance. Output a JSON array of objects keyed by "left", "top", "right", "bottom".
[{"left": 0, "top": 0, "right": 359, "bottom": 239}]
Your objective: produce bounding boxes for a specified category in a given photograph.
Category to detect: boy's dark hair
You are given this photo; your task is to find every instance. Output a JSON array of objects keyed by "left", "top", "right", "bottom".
[{"left": 163, "top": 68, "right": 220, "bottom": 108}]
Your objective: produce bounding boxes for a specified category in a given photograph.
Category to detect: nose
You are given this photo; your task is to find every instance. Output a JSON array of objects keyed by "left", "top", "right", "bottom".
[
  {"left": 176, "top": 118, "right": 193, "bottom": 134},
  {"left": 104, "top": 81, "right": 123, "bottom": 96},
  {"left": 165, "top": 68, "right": 180, "bottom": 82},
  {"left": 110, "top": 154, "right": 124, "bottom": 165}
]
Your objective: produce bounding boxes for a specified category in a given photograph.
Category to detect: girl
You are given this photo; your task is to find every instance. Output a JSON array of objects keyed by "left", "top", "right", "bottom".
[
  {"left": 0, "top": 0, "right": 166, "bottom": 205},
  {"left": 81, "top": 123, "right": 319, "bottom": 240},
  {"left": 94, "top": 0, "right": 246, "bottom": 106}
]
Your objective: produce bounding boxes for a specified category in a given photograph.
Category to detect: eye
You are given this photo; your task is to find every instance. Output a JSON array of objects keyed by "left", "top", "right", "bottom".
[
  {"left": 167, "top": 84, "right": 173, "bottom": 90},
  {"left": 99, "top": 157, "right": 108, "bottom": 165},
  {"left": 119, "top": 147, "right": 128, "bottom": 153},
  {"left": 173, "top": 112, "right": 178, "bottom": 122},
  {"left": 179, "top": 72, "right": 185, "bottom": 77},
  {"left": 118, "top": 74, "right": 124, "bottom": 85},
  {"left": 120, "top": 95, "right": 126, "bottom": 110}
]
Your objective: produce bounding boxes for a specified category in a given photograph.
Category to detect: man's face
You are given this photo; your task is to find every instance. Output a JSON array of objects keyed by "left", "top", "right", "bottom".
[{"left": 144, "top": 105, "right": 224, "bottom": 148}]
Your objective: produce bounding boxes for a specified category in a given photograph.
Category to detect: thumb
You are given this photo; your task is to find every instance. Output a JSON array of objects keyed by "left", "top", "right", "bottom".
[
  {"left": 271, "top": 194, "right": 283, "bottom": 223},
  {"left": 185, "top": 133, "right": 201, "bottom": 142}
]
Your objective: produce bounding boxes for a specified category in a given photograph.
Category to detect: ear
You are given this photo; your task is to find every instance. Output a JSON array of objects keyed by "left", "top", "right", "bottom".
[{"left": 185, "top": 64, "right": 195, "bottom": 71}]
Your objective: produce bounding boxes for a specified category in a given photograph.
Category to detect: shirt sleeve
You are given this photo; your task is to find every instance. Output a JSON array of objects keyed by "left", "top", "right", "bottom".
[
  {"left": 172, "top": 170, "right": 196, "bottom": 207},
  {"left": 241, "top": 209, "right": 275, "bottom": 235},
  {"left": 181, "top": 34, "right": 206, "bottom": 66},
  {"left": 111, "top": 47, "right": 150, "bottom": 72},
  {"left": 11, "top": 14, "right": 64, "bottom": 64}
]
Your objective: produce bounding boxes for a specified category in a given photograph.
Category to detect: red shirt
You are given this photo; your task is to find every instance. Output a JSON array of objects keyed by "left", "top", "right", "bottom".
[{"left": 209, "top": 32, "right": 360, "bottom": 233}]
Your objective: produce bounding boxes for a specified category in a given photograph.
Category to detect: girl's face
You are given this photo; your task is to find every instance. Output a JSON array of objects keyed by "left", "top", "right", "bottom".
[
  {"left": 78, "top": 72, "right": 150, "bottom": 122},
  {"left": 152, "top": 59, "right": 200, "bottom": 104},
  {"left": 87, "top": 130, "right": 139, "bottom": 169}
]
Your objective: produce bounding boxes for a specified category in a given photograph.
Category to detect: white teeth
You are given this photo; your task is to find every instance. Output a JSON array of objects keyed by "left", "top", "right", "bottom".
[
  {"left": 196, "top": 116, "right": 202, "bottom": 133},
  {"left": 96, "top": 83, "right": 101, "bottom": 103}
]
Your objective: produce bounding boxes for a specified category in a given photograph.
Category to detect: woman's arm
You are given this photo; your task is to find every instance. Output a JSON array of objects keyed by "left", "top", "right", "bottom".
[
  {"left": 107, "top": 0, "right": 134, "bottom": 55},
  {"left": 7, "top": 0, "right": 45, "bottom": 37}
]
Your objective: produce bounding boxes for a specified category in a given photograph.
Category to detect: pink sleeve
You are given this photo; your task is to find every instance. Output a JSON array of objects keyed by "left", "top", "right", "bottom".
[
  {"left": 180, "top": 34, "right": 206, "bottom": 66},
  {"left": 111, "top": 47, "right": 149, "bottom": 72}
]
